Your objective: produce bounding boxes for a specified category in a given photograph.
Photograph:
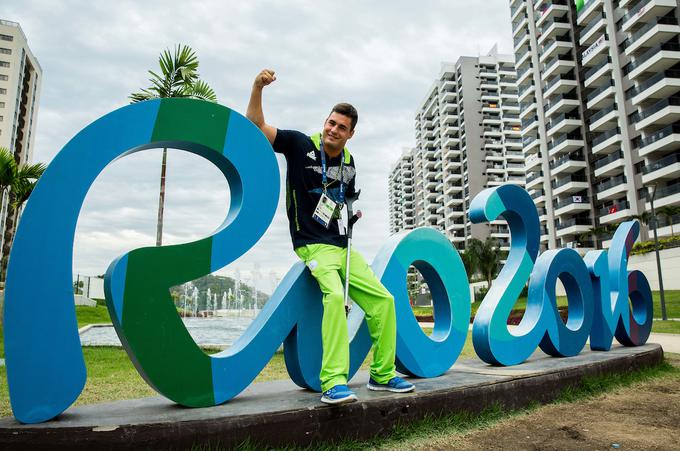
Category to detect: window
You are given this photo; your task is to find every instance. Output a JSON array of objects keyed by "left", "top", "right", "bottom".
[
  {"left": 0, "top": 48, "right": 10, "bottom": 55},
  {"left": 0, "top": 61, "right": 8, "bottom": 68},
  {"left": 0, "top": 75, "right": 7, "bottom": 81},
  {"left": 0, "top": 88, "right": 6, "bottom": 94},
  {"left": 0, "top": 34, "right": 12, "bottom": 42},
  {"left": 0, "top": 116, "right": 4, "bottom": 122},
  {"left": 0, "top": 102, "right": 4, "bottom": 108}
]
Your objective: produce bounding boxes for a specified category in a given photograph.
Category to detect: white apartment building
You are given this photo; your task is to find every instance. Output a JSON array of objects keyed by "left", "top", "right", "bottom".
[
  {"left": 511, "top": 0, "right": 680, "bottom": 249},
  {"left": 389, "top": 46, "right": 523, "bottom": 251},
  {"left": 0, "top": 20, "right": 42, "bottom": 256}
]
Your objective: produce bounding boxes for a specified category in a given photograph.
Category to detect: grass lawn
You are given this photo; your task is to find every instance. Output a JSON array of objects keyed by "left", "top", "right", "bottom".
[{"left": 652, "top": 320, "right": 680, "bottom": 334}]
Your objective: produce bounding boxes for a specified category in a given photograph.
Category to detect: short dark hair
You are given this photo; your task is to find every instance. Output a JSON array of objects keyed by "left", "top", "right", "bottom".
[{"left": 331, "top": 103, "right": 358, "bottom": 130}]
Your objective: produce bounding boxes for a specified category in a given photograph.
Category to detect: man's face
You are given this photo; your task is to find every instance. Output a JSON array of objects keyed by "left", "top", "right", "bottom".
[{"left": 322, "top": 112, "right": 355, "bottom": 151}]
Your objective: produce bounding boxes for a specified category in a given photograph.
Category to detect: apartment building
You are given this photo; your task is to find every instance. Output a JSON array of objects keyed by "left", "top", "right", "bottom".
[
  {"left": 0, "top": 20, "right": 42, "bottom": 256},
  {"left": 511, "top": 0, "right": 680, "bottom": 249},
  {"left": 388, "top": 46, "right": 523, "bottom": 250}
]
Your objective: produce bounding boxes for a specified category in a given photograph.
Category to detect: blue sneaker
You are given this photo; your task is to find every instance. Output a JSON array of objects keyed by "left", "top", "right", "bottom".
[
  {"left": 320, "top": 384, "right": 358, "bottom": 405},
  {"left": 367, "top": 376, "right": 415, "bottom": 393}
]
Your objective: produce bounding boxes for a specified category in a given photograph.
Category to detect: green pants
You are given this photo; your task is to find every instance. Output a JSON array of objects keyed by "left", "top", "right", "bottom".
[{"left": 295, "top": 243, "right": 397, "bottom": 392}]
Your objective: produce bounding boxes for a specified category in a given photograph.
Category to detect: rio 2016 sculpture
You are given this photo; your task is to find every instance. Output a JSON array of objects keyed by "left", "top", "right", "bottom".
[{"left": 3, "top": 99, "right": 653, "bottom": 424}]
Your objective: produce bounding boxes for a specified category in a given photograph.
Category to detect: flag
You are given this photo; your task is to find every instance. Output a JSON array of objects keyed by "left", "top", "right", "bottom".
[{"left": 575, "top": 0, "right": 585, "bottom": 12}]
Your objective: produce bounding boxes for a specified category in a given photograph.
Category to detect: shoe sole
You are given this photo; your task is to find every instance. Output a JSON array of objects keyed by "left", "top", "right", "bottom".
[
  {"left": 320, "top": 394, "right": 358, "bottom": 405},
  {"left": 367, "top": 384, "right": 415, "bottom": 393}
]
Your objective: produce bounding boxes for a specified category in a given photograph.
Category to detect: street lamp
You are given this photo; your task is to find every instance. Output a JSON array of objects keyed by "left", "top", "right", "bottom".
[{"left": 648, "top": 184, "right": 668, "bottom": 321}]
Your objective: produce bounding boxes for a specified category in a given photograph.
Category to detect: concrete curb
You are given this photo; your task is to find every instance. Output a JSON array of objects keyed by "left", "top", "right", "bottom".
[{"left": 0, "top": 344, "right": 663, "bottom": 450}]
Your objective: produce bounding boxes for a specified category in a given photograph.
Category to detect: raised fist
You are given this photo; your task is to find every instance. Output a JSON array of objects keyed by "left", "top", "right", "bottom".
[{"left": 254, "top": 69, "right": 276, "bottom": 88}]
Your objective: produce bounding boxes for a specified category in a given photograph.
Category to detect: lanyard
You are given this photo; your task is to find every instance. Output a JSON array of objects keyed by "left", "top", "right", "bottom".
[{"left": 319, "top": 138, "right": 346, "bottom": 204}]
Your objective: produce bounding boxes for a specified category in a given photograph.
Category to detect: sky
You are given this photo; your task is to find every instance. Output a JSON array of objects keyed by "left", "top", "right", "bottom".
[{"left": 5, "top": 0, "right": 513, "bottom": 293}]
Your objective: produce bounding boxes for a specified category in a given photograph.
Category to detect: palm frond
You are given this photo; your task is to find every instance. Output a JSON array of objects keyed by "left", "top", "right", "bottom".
[
  {"left": 0, "top": 147, "right": 18, "bottom": 190},
  {"left": 184, "top": 80, "right": 217, "bottom": 102}
]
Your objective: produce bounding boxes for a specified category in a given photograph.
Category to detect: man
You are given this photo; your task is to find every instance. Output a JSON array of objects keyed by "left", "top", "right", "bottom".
[{"left": 246, "top": 69, "right": 414, "bottom": 404}]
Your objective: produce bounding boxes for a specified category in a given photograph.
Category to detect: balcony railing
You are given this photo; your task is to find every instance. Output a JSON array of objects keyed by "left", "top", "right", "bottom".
[
  {"left": 544, "top": 91, "right": 578, "bottom": 111},
  {"left": 642, "top": 152, "right": 680, "bottom": 174},
  {"left": 549, "top": 152, "right": 585, "bottom": 170},
  {"left": 556, "top": 217, "right": 592, "bottom": 229},
  {"left": 552, "top": 174, "right": 588, "bottom": 189},
  {"left": 581, "top": 12, "right": 605, "bottom": 38},
  {"left": 654, "top": 182, "right": 680, "bottom": 199},
  {"left": 583, "top": 56, "right": 611, "bottom": 80},
  {"left": 593, "top": 150, "right": 623, "bottom": 170},
  {"left": 531, "top": 189, "right": 546, "bottom": 199},
  {"left": 622, "top": 17, "right": 679, "bottom": 51},
  {"left": 592, "top": 127, "right": 620, "bottom": 147},
  {"left": 527, "top": 171, "right": 544, "bottom": 183},
  {"left": 544, "top": 53, "right": 574, "bottom": 72},
  {"left": 547, "top": 111, "right": 580, "bottom": 131},
  {"left": 548, "top": 131, "right": 583, "bottom": 150},
  {"left": 623, "top": 42, "right": 680, "bottom": 76},
  {"left": 539, "top": 16, "right": 569, "bottom": 35},
  {"left": 595, "top": 175, "right": 626, "bottom": 192},
  {"left": 598, "top": 201, "right": 630, "bottom": 217},
  {"left": 555, "top": 195, "right": 590, "bottom": 210},
  {"left": 634, "top": 123, "right": 680, "bottom": 149},
  {"left": 636, "top": 96, "right": 680, "bottom": 123},
  {"left": 544, "top": 73, "right": 576, "bottom": 92},
  {"left": 628, "top": 70, "right": 680, "bottom": 99},
  {"left": 588, "top": 103, "right": 617, "bottom": 125},
  {"left": 586, "top": 80, "right": 615, "bottom": 103}
]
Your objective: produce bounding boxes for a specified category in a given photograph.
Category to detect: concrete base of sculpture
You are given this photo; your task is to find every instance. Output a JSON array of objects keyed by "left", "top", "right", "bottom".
[{"left": 0, "top": 344, "right": 663, "bottom": 450}]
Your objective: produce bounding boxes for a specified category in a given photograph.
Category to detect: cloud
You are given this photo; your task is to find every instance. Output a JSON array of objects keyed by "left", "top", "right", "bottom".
[{"left": 6, "top": 0, "right": 513, "bottom": 292}]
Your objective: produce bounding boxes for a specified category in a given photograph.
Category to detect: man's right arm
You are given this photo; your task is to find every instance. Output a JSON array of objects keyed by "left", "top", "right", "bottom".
[{"left": 246, "top": 69, "right": 278, "bottom": 145}]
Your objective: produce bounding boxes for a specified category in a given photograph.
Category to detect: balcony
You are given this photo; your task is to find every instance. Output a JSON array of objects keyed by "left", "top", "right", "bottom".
[
  {"left": 526, "top": 171, "right": 545, "bottom": 189},
  {"left": 535, "top": 0, "right": 569, "bottom": 28},
  {"left": 518, "top": 83, "right": 535, "bottom": 102},
  {"left": 548, "top": 132, "right": 585, "bottom": 156},
  {"left": 544, "top": 74, "right": 578, "bottom": 98},
  {"left": 642, "top": 152, "right": 680, "bottom": 185},
  {"left": 511, "top": 1, "right": 526, "bottom": 21},
  {"left": 576, "top": 0, "right": 603, "bottom": 26},
  {"left": 520, "top": 101, "right": 537, "bottom": 119},
  {"left": 554, "top": 195, "right": 591, "bottom": 217},
  {"left": 523, "top": 136, "right": 541, "bottom": 154},
  {"left": 538, "top": 16, "right": 570, "bottom": 45},
  {"left": 549, "top": 152, "right": 587, "bottom": 176},
  {"left": 531, "top": 189, "right": 547, "bottom": 205},
  {"left": 635, "top": 123, "right": 680, "bottom": 157},
  {"left": 583, "top": 59, "right": 612, "bottom": 89},
  {"left": 543, "top": 53, "right": 576, "bottom": 79},
  {"left": 634, "top": 96, "right": 680, "bottom": 130},
  {"left": 598, "top": 201, "right": 632, "bottom": 225},
  {"left": 581, "top": 36, "right": 609, "bottom": 66},
  {"left": 621, "top": 0, "right": 677, "bottom": 33},
  {"left": 521, "top": 116, "right": 539, "bottom": 134},
  {"left": 645, "top": 182, "right": 680, "bottom": 209},
  {"left": 625, "top": 42, "right": 680, "bottom": 81},
  {"left": 588, "top": 104, "right": 618, "bottom": 132},
  {"left": 586, "top": 80, "right": 615, "bottom": 109},
  {"left": 546, "top": 112, "right": 581, "bottom": 137},
  {"left": 595, "top": 175, "right": 628, "bottom": 201},
  {"left": 544, "top": 92, "right": 579, "bottom": 117},
  {"left": 630, "top": 70, "right": 680, "bottom": 106},
  {"left": 591, "top": 127, "right": 621, "bottom": 154},
  {"left": 593, "top": 150, "right": 625, "bottom": 177},
  {"left": 580, "top": 12, "right": 606, "bottom": 45},
  {"left": 525, "top": 152, "right": 543, "bottom": 170},
  {"left": 514, "top": 31, "right": 531, "bottom": 51},
  {"left": 540, "top": 34, "right": 573, "bottom": 63},
  {"left": 551, "top": 174, "right": 589, "bottom": 196},
  {"left": 517, "top": 65, "right": 533, "bottom": 85},
  {"left": 556, "top": 217, "right": 593, "bottom": 237},
  {"left": 513, "top": 15, "right": 529, "bottom": 38},
  {"left": 624, "top": 16, "right": 680, "bottom": 56}
]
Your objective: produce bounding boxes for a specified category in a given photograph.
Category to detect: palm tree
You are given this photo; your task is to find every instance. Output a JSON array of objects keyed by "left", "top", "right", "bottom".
[
  {"left": 467, "top": 237, "right": 502, "bottom": 289},
  {"left": 0, "top": 147, "right": 46, "bottom": 282},
  {"left": 657, "top": 205, "right": 680, "bottom": 236},
  {"left": 130, "top": 44, "right": 217, "bottom": 246},
  {"left": 628, "top": 212, "right": 651, "bottom": 226}
]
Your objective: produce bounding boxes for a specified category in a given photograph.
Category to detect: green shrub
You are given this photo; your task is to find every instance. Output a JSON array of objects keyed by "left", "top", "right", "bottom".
[{"left": 631, "top": 235, "right": 680, "bottom": 255}]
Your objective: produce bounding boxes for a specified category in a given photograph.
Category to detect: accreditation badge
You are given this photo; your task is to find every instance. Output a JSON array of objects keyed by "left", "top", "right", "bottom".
[{"left": 312, "top": 193, "right": 338, "bottom": 229}]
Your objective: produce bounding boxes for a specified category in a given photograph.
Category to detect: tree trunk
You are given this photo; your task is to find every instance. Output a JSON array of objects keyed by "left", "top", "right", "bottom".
[
  {"left": 156, "top": 148, "right": 168, "bottom": 246},
  {"left": 0, "top": 193, "right": 18, "bottom": 283}
]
